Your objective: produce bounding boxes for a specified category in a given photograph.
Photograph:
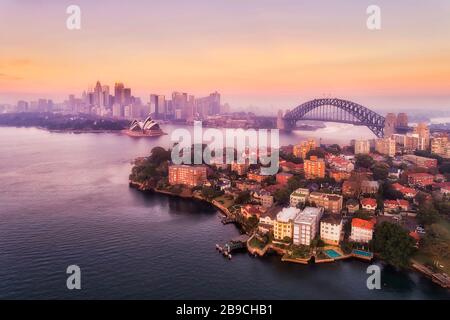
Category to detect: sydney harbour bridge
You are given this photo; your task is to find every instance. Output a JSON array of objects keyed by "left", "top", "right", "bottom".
[{"left": 279, "top": 98, "right": 387, "bottom": 138}]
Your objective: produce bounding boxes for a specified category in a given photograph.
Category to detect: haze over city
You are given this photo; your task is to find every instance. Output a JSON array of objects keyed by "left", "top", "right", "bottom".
[{"left": 1, "top": 0, "right": 450, "bottom": 113}]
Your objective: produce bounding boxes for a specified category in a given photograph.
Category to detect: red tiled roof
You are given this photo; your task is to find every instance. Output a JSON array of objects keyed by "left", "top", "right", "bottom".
[
  {"left": 361, "top": 198, "right": 377, "bottom": 207},
  {"left": 352, "top": 218, "right": 375, "bottom": 230}
]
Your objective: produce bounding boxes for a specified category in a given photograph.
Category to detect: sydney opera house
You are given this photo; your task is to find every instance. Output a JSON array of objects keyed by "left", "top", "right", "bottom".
[{"left": 123, "top": 116, "right": 165, "bottom": 137}]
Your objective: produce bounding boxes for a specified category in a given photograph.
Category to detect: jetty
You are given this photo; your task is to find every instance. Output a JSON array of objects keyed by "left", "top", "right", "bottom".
[{"left": 216, "top": 235, "right": 250, "bottom": 260}]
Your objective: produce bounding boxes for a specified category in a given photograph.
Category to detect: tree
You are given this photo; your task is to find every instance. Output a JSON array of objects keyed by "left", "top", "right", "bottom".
[
  {"left": 355, "top": 154, "right": 374, "bottom": 169},
  {"left": 373, "top": 222, "right": 416, "bottom": 268},
  {"left": 417, "top": 203, "right": 439, "bottom": 225},
  {"left": 235, "top": 190, "right": 251, "bottom": 204},
  {"left": 273, "top": 188, "right": 290, "bottom": 205},
  {"left": 372, "top": 163, "right": 389, "bottom": 181}
]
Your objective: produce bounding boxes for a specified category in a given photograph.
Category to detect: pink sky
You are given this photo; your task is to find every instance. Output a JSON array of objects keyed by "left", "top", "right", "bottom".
[{"left": 1, "top": 0, "right": 450, "bottom": 112}]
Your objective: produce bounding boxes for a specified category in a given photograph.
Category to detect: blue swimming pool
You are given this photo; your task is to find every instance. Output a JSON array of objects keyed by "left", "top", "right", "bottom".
[
  {"left": 352, "top": 249, "right": 373, "bottom": 257},
  {"left": 324, "top": 249, "right": 341, "bottom": 259}
]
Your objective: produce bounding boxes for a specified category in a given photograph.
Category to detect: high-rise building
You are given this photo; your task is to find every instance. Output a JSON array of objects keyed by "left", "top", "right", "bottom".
[
  {"left": 293, "top": 139, "right": 316, "bottom": 159},
  {"left": 102, "top": 85, "right": 110, "bottom": 107},
  {"left": 123, "top": 88, "right": 132, "bottom": 106},
  {"left": 304, "top": 155, "right": 325, "bottom": 179},
  {"left": 396, "top": 113, "right": 408, "bottom": 128},
  {"left": 293, "top": 207, "right": 324, "bottom": 246},
  {"left": 354, "top": 140, "right": 371, "bottom": 155},
  {"left": 94, "top": 81, "right": 103, "bottom": 107},
  {"left": 375, "top": 137, "right": 396, "bottom": 157},
  {"left": 384, "top": 113, "right": 397, "bottom": 137},
  {"left": 114, "top": 83, "right": 125, "bottom": 106},
  {"left": 431, "top": 135, "right": 450, "bottom": 158},
  {"left": 168, "top": 165, "right": 208, "bottom": 187},
  {"left": 150, "top": 94, "right": 166, "bottom": 119},
  {"left": 414, "top": 123, "right": 430, "bottom": 150},
  {"left": 195, "top": 92, "right": 221, "bottom": 118}
]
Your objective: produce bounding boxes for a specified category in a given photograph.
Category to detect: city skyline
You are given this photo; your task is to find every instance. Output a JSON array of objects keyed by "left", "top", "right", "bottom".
[{"left": 1, "top": 0, "right": 450, "bottom": 111}]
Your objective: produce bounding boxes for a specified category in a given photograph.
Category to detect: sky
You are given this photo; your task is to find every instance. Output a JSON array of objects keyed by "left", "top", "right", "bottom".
[{"left": 1, "top": 0, "right": 450, "bottom": 114}]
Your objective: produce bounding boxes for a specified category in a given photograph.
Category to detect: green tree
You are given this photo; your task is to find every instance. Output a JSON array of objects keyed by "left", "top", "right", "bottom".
[
  {"left": 355, "top": 154, "right": 374, "bottom": 169},
  {"left": 273, "top": 188, "right": 290, "bottom": 205},
  {"left": 235, "top": 190, "right": 251, "bottom": 204},
  {"left": 372, "top": 163, "right": 389, "bottom": 181},
  {"left": 373, "top": 222, "right": 416, "bottom": 268},
  {"left": 417, "top": 203, "right": 440, "bottom": 225}
]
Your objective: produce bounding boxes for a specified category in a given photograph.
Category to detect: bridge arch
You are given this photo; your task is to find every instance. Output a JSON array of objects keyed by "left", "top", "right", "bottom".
[{"left": 283, "top": 98, "right": 386, "bottom": 138}]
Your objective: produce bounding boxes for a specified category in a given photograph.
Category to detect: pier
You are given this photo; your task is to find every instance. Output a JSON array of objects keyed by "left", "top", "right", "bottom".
[{"left": 215, "top": 235, "right": 250, "bottom": 260}]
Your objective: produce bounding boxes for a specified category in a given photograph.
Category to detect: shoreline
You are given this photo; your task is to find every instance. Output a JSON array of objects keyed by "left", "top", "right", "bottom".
[{"left": 129, "top": 179, "right": 450, "bottom": 290}]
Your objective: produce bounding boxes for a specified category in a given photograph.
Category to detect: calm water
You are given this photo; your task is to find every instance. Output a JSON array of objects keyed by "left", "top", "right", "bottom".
[{"left": 0, "top": 125, "right": 449, "bottom": 299}]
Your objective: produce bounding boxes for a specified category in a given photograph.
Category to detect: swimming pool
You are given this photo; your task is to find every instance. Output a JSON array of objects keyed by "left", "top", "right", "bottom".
[
  {"left": 324, "top": 249, "right": 341, "bottom": 259},
  {"left": 352, "top": 249, "right": 373, "bottom": 257}
]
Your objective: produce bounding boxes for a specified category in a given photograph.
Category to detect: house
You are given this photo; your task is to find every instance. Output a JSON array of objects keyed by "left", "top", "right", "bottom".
[
  {"left": 276, "top": 172, "right": 293, "bottom": 185},
  {"left": 241, "top": 205, "right": 264, "bottom": 219},
  {"left": 384, "top": 199, "right": 410, "bottom": 213},
  {"left": 252, "top": 190, "right": 274, "bottom": 208},
  {"left": 329, "top": 170, "right": 351, "bottom": 182},
  {"left": 279, "top": 160, "right": 304, "bottom": 174},
  {"left": 350, "top": 218, "right": 375, "bottom": 243},
  {"left": 290, "top": 188, "right": 310, "bottom": 208},
  {"left": 403, "top": 155, "right": 438, "bottom": 169},
  {"left": 258, "top": 206, "right": 282, "bottom": 233},
  {"left": 346, "top": 199, "right": 360, "bottom": 214},
  {"left": 361, "top": 198, "right": 377, "bottom": 212},
  {"left": 320, "top": 214, "right": 343, "bottom": 245},
  {"left": 327, "top": 155, "right": 355, "bottom": 172},
  {"left": 293, "top": 207, "right": 324, "bottom": 246},
  {"left": 388, "top": 168, "right": 402, "bottom": 179},
  {"left": 392, "top": 183, "right": 418, "bottom": 198},
  {"left": 408, "top": 173, "right": 434, "bottom": 187},
  {"left": 247, "top": 171, "right": 268, "bottom": 183}
]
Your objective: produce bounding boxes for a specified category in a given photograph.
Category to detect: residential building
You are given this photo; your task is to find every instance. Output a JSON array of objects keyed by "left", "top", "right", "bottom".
[
  {"left": 346, "top": 199, "right": 360, "bottom": 214},
  {"left": 414, "top": 123, "right": 430, "bottom": 150},
  {"left": 258, "top": 206, "right": 282, "bottom": 233},
  {"left": 320, "top": 214, "right": 343, "bottom": 245},
  {"left": 231, "top": 162, "right": 249, "bottom": 175},
  {"left": 253, "top": 190, "right": 274, "bottom": 208},
  {"left": 276, "top": 172, "right": 293, "bottom": 185},
  {"left": 375, "top": 137, "right": 396, "bottom": 157},
  {"left": 384, "top": 199, "right": 410, "bottom": 213},
  {"left": 403, "top": 155, "right": 437, "bottom": 169},
  {"left": 293, "top": 207, "right": 324, "bottom": 246},
  {"left": 168, "top": 165, "right": 208, "bottom": 187},
  {"left": 329, "top": 170, "right": 351, "bottom": 182},
  {"left": 360, "top": 198, "right": 377, "bottom": 212},
  {"left": 279, "top": 161, "right": 304, "bottom": 174},
  {"left": 247, "top": 171, "right": 268, "bottom": 183},
  {"left": 274, "top": 207, "right": 300, "bottom": 241},
  {"left": 304, "top": 156, "right": 326, "bottom": 179},
  {"left": 392, "top": 183, "right": 417, "bottom": 198},
  {"left": 431, "top": 136, "right": 450, "bottom": 158},
  {"left": 309, "top": 192, "right": 343, "bottom": 214},
  {"left": 408, "top": 173, "right": 434, "bottom": 187},
  {"left": 350, "top": 218, "right": 375, "bottom": 243},
  {"left": 290, "top": 188, "right": 310, "bottom": 208},
  {"left": 355, "top": 139, "right": 371, "bottom": 155},
  {"left": 241, "top": 205, "right": 264, "bottom": 219},
  {"left": 293, "top": 139, "right": 316, "bottom": 159}
]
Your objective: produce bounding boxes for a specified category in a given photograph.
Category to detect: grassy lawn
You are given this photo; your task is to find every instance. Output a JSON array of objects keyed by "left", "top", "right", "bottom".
[
  {"left": 248, "top": 236, "right": 266, "bottom": 250},
  {"left": 289, "top": 245, "right": 311, "bottom": 259},
  {"left": 414, "top": 217, "right": 450, "bottom": 274},
  {"left": 213, "top": 195, "right": 235, "bottom": 208}
]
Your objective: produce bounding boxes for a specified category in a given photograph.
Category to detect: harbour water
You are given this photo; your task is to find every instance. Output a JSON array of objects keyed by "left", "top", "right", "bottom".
[{"left": 0, "top": 125, "right": 449, "bottom": 299}]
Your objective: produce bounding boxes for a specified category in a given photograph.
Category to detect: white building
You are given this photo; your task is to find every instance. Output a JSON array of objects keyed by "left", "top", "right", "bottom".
[
  {"left": 355, "top": 140, "right": 371, "bottom": 155},
  {"left": 350, "top": 218, "right": 375, "bottom": 243},
  {"left": 320, "top": 214, "right": 343, "bottom": 246},
  {"left": 273, "top": 207, "right": 300, "bottom": 241},
  {"left": 293, "top": 207, "right": 324, "bottom": 246},
  {"left": 290, "top": 188, "right": 310, "bottom": 208}
]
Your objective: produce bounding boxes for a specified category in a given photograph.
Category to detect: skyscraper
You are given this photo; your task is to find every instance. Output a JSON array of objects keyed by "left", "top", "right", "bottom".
[
  {"left": 414, "top": 123, "right": 430, "bottom": 150},
  {"left": 114, "top": 83, "right": 125, "bottom": 106},
  {"left": 384, "top": 113, "right": 397, "bottom": 138}
]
